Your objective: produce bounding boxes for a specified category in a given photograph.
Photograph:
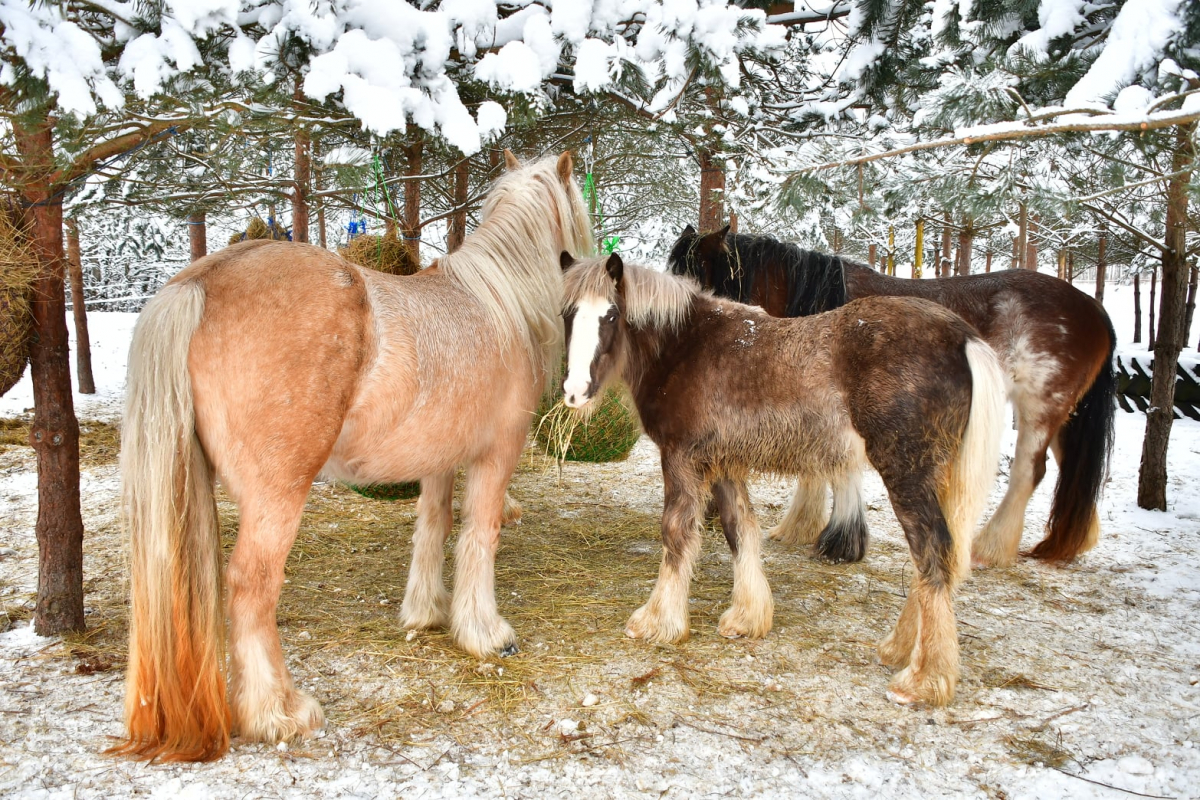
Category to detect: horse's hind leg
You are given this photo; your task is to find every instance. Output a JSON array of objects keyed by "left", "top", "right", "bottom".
[
  {"left": 451, "top": 451, "right": 522, "bottom": 658},
  {"left": 712, "top": 479, "right": 773, "bottom": 639},
  {"left": 400, "top": 472, "right": 456, "bottom": 631},
  {"left": 815, "top": 469, "right": 870, "bottom": 562},
  {"left": 765, "top": 476, "right": 828, "bottom": 545},
  {"left": 880, "top": 485, "right": 965, "bottom": 707},
  {"left": 626, "top": 454, "right": 704, "bottom": 643},
  {"left": 973, "top": 411, "right": 1053, "bottom": 567},
  {"left": 227, "top": 491, "right": 324, "bottom": 743}
]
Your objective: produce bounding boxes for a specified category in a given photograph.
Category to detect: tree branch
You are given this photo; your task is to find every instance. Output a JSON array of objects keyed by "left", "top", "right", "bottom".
[{"left": 803, "top": 108, "right": 1200, "bottom": 172}]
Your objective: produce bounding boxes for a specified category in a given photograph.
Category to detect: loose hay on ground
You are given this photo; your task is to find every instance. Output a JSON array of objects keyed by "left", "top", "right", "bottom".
[{"left": 3, "top": 422, "right": 1168, "bottom": 784}]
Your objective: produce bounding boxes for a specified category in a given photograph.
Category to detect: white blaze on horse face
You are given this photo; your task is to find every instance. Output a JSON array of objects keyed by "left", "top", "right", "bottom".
[{"left": 564, "top": 295, "right": 613, "bottom": 408}]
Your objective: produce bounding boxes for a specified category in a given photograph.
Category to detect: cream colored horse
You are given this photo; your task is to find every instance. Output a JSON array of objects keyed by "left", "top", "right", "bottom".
[{"left": 114, "top": 152, "right": 593, "bottom": 762}]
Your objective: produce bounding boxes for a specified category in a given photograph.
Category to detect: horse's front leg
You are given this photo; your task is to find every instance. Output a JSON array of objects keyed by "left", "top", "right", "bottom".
[
  {"left": 712, "top": 479, "right": 773, "bottom": 639},
  {"left": 400, "top": 472, "right": 456, "bottom": 631},
  {"left": 626, "top": 455, "right": 703, "bottom": 644},
  {"left": 227, "top": 492, "right": 324, "bottom": 744},
  {"left": 765, "top": 476, "right": 828, "bottom": 545},
  {"left": 450, "top": 452, "right": 522, "bottom": 658}
]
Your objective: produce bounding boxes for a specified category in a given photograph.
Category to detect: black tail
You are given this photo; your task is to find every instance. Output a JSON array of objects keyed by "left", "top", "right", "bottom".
[{"left": 1029, "top": 312, "right": 1117, "bottom": 563}]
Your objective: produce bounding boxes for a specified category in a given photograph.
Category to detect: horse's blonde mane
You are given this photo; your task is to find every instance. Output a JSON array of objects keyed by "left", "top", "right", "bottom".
[
  {"left": 563, "top": 256, "right": 698, "bottom": 331},
  {"left": 439, "top": 155, "right": 595, "bottom": 392}
]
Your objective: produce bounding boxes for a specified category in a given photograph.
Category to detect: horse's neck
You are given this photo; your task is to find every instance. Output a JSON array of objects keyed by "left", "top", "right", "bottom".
[{"left": 620, "top": 297, "right": 702, "bottom": 408}]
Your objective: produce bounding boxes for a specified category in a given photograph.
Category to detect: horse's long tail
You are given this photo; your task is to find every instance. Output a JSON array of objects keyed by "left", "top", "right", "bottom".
[
  {"left": 108, "top": 280, "right": 230, "bottom": 762},
  {"left": 1029, "top": 312, "right": 1117, "bottom": 563},
  {"left": 942, "top": 339, "right": 1007, "bottom": 581}
]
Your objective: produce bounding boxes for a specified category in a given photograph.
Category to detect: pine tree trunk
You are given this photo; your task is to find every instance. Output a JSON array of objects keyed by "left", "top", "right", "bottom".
[
  {"left": 404, "top": 138, "right": 423, "bottom": 265},
  {"left": 1183, "top": 265, "right": 1198, "bottom": 358},
  {"left": 1025, "top": 215, "right": 1039, "bottom": 270},
  {"left": 940, "top": 212, "right": 951, "bottom": 278},
  {"left": 868, "top": 244, "right": 877, "bottom": 269},
  {"left": 448, "top": 157, "right": 469, "bottom": 253},
  {"left": 887, "top": 225, "right": 895, "bottom": 275},
  {"left": 1133, "top": 272, "right": 1142, "bottom": 344},
  {"left": 1068, "top": 250, "right": 1075, "bottom": 285},
  {"left": 1095, "top": 226, "right": 1107, "bottom": 302},
  {"left": 985, "top": 248, "right": 992, "bottom": 273},
  {"left": 1057, "top": 250, "right": 1066, "bottom": 281},
  {"left": 1016, "top": 202, "right": 1028, "bottom": 269},
  {"left": 14, "top": 114, "right": 85, "bottom": 636},
  {"left": 955, "top": 217, "right": 973, "bottom": 275},
  {"left": 1149, "top": 266, "right": 1157, "bottom": 350},
  {"left": 64, "top": 219, "right": 94, "bottom": 395},
  {"left": 698, "top": 147, "right": 725, "bottom": 233},
  {"left": 187, "top": 211, "right": 207, "bottom": 262},
  {"left": 1138, "top": 122, "right": 1196, "bottom": 511},
  {"left": 292, "top": 125, "right": 310, "bottom": 244},
  {"left": 1011, "top": 235, "right": 1020, "bottom": 269},
  {"left": 315, "top": 165, "right": 327, "bottom": 249}
]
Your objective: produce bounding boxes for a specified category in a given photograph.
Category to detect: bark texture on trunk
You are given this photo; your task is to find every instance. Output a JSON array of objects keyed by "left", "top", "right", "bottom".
[
  {"left": 292, "top": 126, "right": 310, "bottom": 244},
  {"left": 954, "top": 217, "right": 973, "bottom": 276},
  {"left": 64, "top": 218, "right": 94, "bottom": 394},
  {"left": 1095, "top": 227, "right": 1107, "bottom": 302},
  {"left": 14, "top": 116, "right": 85, "bottom": 635},
  {"left": 1183, "top": 265, "right": 1197, "bottom": 349},
  {"left": 187, "top": 211, "right": 207, "bottom": 262},
  {"left": 1016, "top": 202, "right": 1028, "bottom": 269},
  {"left": 1134, "top": 272, "right": 1142, "bottom": 344},
  {"left": 448, "top": 158, "right": 468, "bottom": 253},
  {"left": 403, "top": 139, "right": 423, "bottom": 265},
  {"left": 940, "top": 212, "right": 952, "bottom": 278},
  {"left": 1138, "top": 123, "right": 1196, "bottom": 511},
  {"left": 698, "top": 147, "right": 725, "bottom": 233},
  {"left": 1150, "top": 266, "right": 1158, "bottom": 350}
]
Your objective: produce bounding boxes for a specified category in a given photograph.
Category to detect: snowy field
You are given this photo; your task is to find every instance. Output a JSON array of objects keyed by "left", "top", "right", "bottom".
[{"left": 1, "top": 279, "right": 1199, "bottom": 799}]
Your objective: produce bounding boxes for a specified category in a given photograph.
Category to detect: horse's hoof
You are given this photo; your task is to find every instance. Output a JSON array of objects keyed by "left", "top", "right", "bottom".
[
  {"left": 499, "top": 642, "right": 519, "bottom": 658},
  {"left": 886, "top": 688, "right": 920, "bottom": 705}
]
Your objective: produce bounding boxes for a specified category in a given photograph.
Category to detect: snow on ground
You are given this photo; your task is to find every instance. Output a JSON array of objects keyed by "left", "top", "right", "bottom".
[{"left": 1, "top": 278, "right": 1199, "bottom": 799}]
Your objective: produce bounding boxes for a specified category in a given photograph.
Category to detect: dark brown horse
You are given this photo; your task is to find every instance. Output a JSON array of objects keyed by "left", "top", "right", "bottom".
[
  {"left": 562, "top": 253, "right": 1005, "bottom": 706},
  {"left": 669, "top": 226, "right": 1117, "bottom": 567}
]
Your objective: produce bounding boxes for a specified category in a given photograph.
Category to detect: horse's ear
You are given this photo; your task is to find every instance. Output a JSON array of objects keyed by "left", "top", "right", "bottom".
[
  {"left": 560, "top": 251, "right": 576, "bottom": 271},
  {"left": 605, "top": 252, "right": 624, "bottom": 285},
  {"left": 681, "top": 224, "right": 696, "bottom": 238},
  {"left": 718, "top": 223, "right": 731, "bottom": 239},
  {"left": 556, "top": 152, "right": 574, "bottom": 184},
  {"left": 503, "top": 149, "right": 520, "bottom": 171}
]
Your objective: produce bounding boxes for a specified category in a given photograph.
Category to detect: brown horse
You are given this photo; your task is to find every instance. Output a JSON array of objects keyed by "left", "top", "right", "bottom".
[
  {"left": 113, "top": 152, "right": 594, "bottom": 762},
  {"left": 562, "top": 253, "right": 1005, "bottom": 706},
  {"left": 669, "top": 226, "right": 1117, "bottom": 566}
]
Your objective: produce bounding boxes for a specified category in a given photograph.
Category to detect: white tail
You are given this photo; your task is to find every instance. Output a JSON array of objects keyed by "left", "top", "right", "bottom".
[
  {"left": 942, "top": 337, "right": 1006, "bottom": 581},
  {"left": 110, "top": 280, "right": 231, "bottom": 762}
]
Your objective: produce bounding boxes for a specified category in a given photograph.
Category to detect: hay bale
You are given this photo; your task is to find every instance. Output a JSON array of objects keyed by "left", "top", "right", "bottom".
[
  {"left": 0, "top": 206, "right": 38, "bottom": 398},
  {"left": 228, "top": 216, "right": 290, "bottom": 245},
  {"left": 346, "top": 482, "right": 421, "bottom": 502},
  {"left": 339, "top": 230, "right": 417, "bottom": 276},
  {"left": 535, "top": 385, "right": 641, "bottom": 463}
]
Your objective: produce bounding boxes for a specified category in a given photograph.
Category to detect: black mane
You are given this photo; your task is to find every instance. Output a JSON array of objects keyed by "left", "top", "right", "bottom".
[{"left": 667, "top": 230, "right": 850, "bottom": 317}]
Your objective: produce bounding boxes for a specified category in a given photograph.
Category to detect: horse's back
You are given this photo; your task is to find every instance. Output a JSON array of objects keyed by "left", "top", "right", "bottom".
[
  {"left": 827, "top": 296, "right": 978, "bottom": 466},
  {"left": 177, "top": 241, "right": 376, "bottom": 499},
  {"left": 844, "top": 265, "right": 1111, "bottom": 346}
]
